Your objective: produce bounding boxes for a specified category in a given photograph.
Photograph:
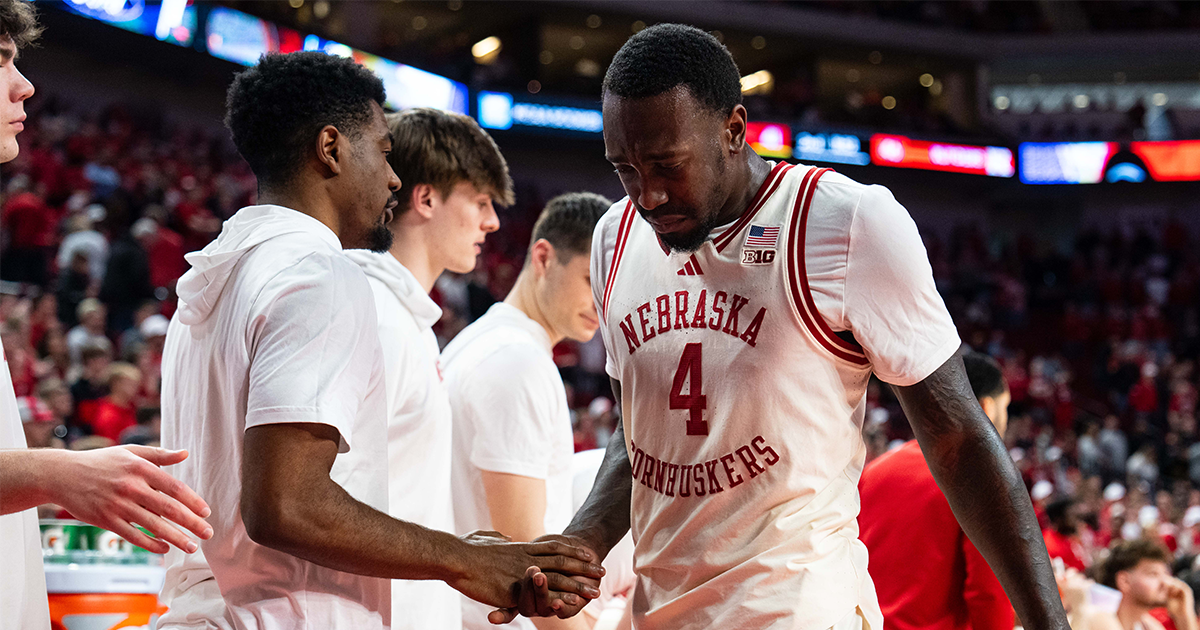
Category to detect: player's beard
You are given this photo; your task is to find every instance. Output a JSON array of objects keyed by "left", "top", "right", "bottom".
[
  {"left": 366, "top": 223, "right": 394, "bottom": 253},
  {"left": 660, "top": 148, "right": 729, "bottom": 254},
  {"left": 659, "top": 210, "right": 723, "bottom": 253}
]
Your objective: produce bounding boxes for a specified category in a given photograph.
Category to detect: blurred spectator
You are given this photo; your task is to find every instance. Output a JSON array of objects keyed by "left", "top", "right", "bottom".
[
  {"left": 56, "top": 207, "right": 108, "bottom": 285},
  {"left": 99, "top": 227, "right": 154, "bottom": 333},
  {"left": 132, "top": 213, "right": 186, "bottom": 292},
  {"left": 1098, "top": 538, "right": 1199, "bottom": 630},
  {"left": 117, "top": 300, "right": 159, "bottom": 357},
  {"left": 1, "top": 174, "right": 56, "bottom": 286},
  {"left": 17, "top": 394, "right": 64, "bottom": 449},
  {"left": 70, "top": 342, "right": 111, "bottom": 421},
  {"left": 55, "top": 251, "right": 94, "bottom": 328},
  {"left": 89, "top": 362, "right": 141, "bottom": 442},
  {"left": 65, "top": 297, "right": 107, "bottom": 364},
  {"left": 119, "top": 406, "right": 160, "bottom": 446},
  {"left": 1044, "top": 497, "right": 1089, "bottom": 572}
]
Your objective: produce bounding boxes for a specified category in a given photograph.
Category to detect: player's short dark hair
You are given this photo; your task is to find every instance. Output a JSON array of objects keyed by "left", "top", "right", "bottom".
[
  {"left": 1099, "top": 538, "right": 1172, "bottom": 589},
  {"left": 225, "top": 52, "right": 386, "bottom": 188},
  {"left": 386, "top": 108, "right": 514, "bottom": 218},
  {"left": 603, "top": 23, "right": 742, "bottom": 117},
  {"left": 962, "top": 351, "right": 1007, "bottom": 401},
  {"left": 530, "top": 192, "right": 612, "bottom": 263},
  {"left": 0, "top": 0, "right": 41, "bottom": 49}
]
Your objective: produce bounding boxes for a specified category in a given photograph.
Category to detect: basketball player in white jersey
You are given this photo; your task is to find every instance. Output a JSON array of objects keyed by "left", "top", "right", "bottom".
[
  {"left": 499, "top": 23, "right": 1070, "bottom": 630},
  {"left": 346, "top": 107, "right": 512, "bottom": 630},
  {"left": 158, "top": 52, "right": 602, "bottom": 630},
  {"left": 443, "top": 192, "right": 621, "bottom": 630},
  {"left": 0, "top": 4, "right": 212, "bottom": 628}
]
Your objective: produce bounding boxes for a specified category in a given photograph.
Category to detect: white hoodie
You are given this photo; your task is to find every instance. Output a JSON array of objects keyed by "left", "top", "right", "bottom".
[
  {"left": 160, "top": 205, "right": 391, "bottom": 630},
  {"left": 345, "top": 250, "right": 460, "bottom": 630}
]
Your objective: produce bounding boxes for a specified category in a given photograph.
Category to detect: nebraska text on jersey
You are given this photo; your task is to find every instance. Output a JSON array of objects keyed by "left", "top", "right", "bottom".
[{"left": 615, "top": 289, "right": 767, "bottom": 355}]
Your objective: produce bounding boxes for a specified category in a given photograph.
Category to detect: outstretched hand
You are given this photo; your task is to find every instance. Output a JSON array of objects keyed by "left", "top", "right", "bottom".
[
  {"left": 50, "top": 445, "right": 212, "bottom": 554},
  {"left": 488, "top": 533, "right": 605, "bottom": 624},
  {"left": 448, "top": 531, "right": 604, "bottom": 624}
]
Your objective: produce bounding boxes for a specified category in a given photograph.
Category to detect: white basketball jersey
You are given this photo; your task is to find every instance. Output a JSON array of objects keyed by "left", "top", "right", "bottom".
[{"left": 597, "top": 163, "right": 885, "bottom": 630}]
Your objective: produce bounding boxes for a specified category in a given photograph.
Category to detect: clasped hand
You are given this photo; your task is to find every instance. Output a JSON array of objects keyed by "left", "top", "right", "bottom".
[{"left": 451, "top": 531, "right": 605, "bottom": 624}]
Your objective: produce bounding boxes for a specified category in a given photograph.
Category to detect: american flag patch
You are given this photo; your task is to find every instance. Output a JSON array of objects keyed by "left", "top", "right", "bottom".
[{"left": 745, "top": 225, "right": 780, "bottom": 248}]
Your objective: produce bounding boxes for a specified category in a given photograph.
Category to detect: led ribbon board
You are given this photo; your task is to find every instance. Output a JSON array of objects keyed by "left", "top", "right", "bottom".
[
  {"left": 1131, "top": 140, "right": 1200, "bottom": 182},
  {"left": 795, "top": 132, "right": 870, "bottom": 166},
  {"left": 476, "top": 92, "right": 603, "bottom": 134},
  {"left": 871, "top": 134, "right": 1015, "bottom": 177},
  {"left": 746, "top": 122, "right": 792, "bottom": 159},
  {"left": 1018, "top": 142, "right": 1119, "bottom": 184},
  {"left": 61, "top": 0, "right": 195, "bottom": 47}
]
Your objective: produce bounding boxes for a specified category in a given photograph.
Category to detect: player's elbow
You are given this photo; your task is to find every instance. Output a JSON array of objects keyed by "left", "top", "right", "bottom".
[{"left": 241, "top": 490, "right": 308, "bottom": 551}]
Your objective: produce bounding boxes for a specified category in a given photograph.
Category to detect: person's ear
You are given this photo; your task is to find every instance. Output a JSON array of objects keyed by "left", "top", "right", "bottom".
[
  {"left": 980, "top": 396, "right": 996, "bottom": 422},
  {"left": 315, "top": 125, "right": 343, "bottom": 176},
  {"left": 409, "top": 184, "right": 437, "bottom": 220},
  {"left": 1116, "top": 571, "right": 1131, "bottom": 593},
  {"left": 726, "top": 104, "right": 749, "bottom": 154},
  {"left": 530, "top": 239, "right": 555, "bottom": 278}
]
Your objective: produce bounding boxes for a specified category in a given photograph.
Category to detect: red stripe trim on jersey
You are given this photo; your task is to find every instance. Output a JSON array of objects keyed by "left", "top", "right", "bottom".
[
  {"left": 713, "top": 161, "right": 793, "bottom": 253},
  {"left": 602, "top": 201, "right": 637, "bottom": 320},
  {"left": 689, "top": 254, "right": 704, "bottom": 275},
  {"left": 786, "top": 168, "right": 870, "bottom": 366}
]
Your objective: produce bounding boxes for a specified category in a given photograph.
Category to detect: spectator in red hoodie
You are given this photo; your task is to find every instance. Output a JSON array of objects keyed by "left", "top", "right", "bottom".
[
  {"left": 89, "top": 361, "right": 140, "bottom": 442},
  {"left": 1043, "top": 497, "right": 1089, "bottom": 573},
  {"left": 860, "top": 351, "right": 1015, "bottom": 630}
]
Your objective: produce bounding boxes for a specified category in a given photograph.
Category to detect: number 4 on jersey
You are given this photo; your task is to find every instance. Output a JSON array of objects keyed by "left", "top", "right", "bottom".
[{"left": 669, "top": 343, "right": 708, "bottom": 435}]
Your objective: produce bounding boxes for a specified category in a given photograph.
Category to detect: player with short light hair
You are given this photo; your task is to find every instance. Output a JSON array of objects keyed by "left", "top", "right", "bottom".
[
  {"left": 345, "top": 106, "right": 512, "bottom": 630},
  {"left": 522, "top": 23, "right": 1071, "bottom": 630},
  {"left": 444, "top": 192, "right": 616, "bottom": 630}
]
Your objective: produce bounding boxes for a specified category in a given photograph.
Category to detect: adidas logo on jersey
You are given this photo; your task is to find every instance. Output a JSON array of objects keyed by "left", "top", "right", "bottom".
[{"left": 676, "top": 254, "right": 705, "bottom": 276}]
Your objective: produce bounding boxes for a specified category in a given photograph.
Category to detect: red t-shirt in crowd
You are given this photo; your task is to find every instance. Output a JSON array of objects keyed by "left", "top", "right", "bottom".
[
  {"left": 1, "top": 191, "right": 58, "bottom": 248},
  {"left": 145, "top": 226, "right": 187, "bottom": 289},
  {"left": 1042, "top": 527, "right": 1086, "bottom": 572},
  {"left": 859, "top": 441, "right": 1014, "bottom": 630},
  {"left": 91, "top": 397, "right": 137, "bottom": 442}
]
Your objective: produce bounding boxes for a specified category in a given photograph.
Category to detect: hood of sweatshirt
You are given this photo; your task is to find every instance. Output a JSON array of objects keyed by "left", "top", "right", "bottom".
[
  {"left": 175, "top": 205, "right": 341, "bottom": 326},
  {"left": 344, "top": 250, "right": 442, "bottom": 331}
]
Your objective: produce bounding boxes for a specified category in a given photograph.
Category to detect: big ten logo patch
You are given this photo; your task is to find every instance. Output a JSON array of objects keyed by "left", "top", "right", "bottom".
[{"left": 741, "top": 249, "right": 776, "bottom": 265}]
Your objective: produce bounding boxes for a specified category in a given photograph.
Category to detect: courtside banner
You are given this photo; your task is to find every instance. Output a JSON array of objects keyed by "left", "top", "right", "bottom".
[{"left": 870, "top": 134, "right": 1015, "bottom": 178}]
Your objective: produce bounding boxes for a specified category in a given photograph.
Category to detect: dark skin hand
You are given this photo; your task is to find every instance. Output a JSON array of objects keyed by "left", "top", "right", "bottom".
[
  {"left": 241, "top": 423, "right": 604, "bottom": 617},
  {"left": 491, "top": 380, "right": 632, "bottom": 623},
  {"left": 893, "top": 354, "right": 1069, "bottom": 630}
]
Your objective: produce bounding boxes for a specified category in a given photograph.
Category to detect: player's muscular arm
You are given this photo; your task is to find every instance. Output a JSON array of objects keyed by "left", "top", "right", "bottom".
[
  {"left": 241, "top": 422, "right": 603, "bottom": 616},
  {"left": 892, "top": 355, "right": 1070, "bottom": 630},
  {"left": 562, "top": 378, "right": 632, "bottom": 561},
  {"left": 482, "top": 472, "right": 593, "bottom": 630}
]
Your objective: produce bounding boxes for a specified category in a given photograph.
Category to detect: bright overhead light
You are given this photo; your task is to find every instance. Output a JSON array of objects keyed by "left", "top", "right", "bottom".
[
  {"left": 472, "top": 36, "right": 501, "bottom": 64},
  {"left": 882, "top": 96, "right": 896, "bottom": 110},
  {"left": 740, "top": 70, "right": 773, "bottom": 95},
  {"left": 919, "top": 73, "right": 934, "bottom": 87},
  {"left": 994, "top": 95, "right": 1010, "bottom": 110}
]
